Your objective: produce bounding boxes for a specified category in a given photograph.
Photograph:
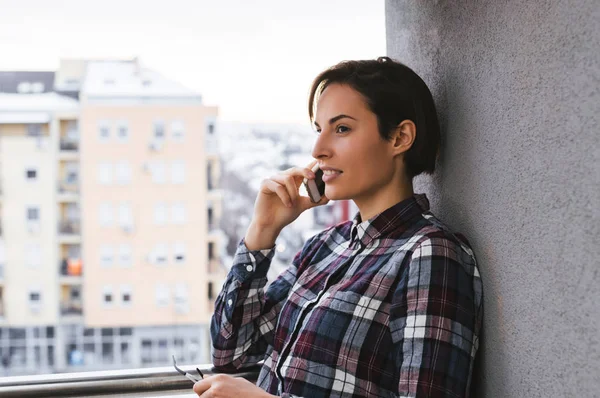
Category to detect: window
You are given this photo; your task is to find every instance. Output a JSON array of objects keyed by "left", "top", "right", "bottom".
[
  {"left": 174, "top": 283, "right": 189, "bottom": 314},
  {"left": 26, "top": 244, "right": 42, "bottom": 268},
  {"left": 117, "top": 121, "right": 129, "bottom": 142},
  {"left": 65, "top": 163, "right": 79, "bottom": 184},
  {"left": 100, "top": 246, "right": 114, "bottom": 267},
  {"left": 152, "top": 162, "right": 166, "bottom": 184},
  {"left": 97, "top": 163, "right": 113, "bottom": 185},
  {"left": 208, "top": 242, "right": 215, "bottom": 260},
  {"left": 171, "top": 161, "right": 185, "bottom": 184},
  {"left": 115, "top": 162, "right": 132, "bottom": 185},
  {"left": 102, "top": 286, "right": 113, "bottom": 305},
  {"left": 153, "top": 202, "right": 167, "bottom": 225},
  {"left": 207, "top": 162, "right": 214, "bottom": 190},
  {"left": 29, "top": 288, "right": 42, "bottom": 312},
  {"left": 27, "top": 206, "right": 40, "bottom": 221},
  {"left": 155, "top": 284, "right": 169, "bottom": 307},
  {"left": 154, "top": 243, "right": 168, "bottom": 266},
  {"left": 173, "top": 242, "right": 186, "bottom": 264},
  {"left": 208, "top": 282, "right": 214, "bottom": 300},
  {"left": 208, "top": 206, "right": 214, "bottom": 230},
  {"left": 118, "top": 202, "right": 133, "bottom": 229},
  {"left": 153, "top": 121, "right": 165, "bottom": 140},
  {"left": 171, "top": 203, "right": 186, "bottom": 225},
  {"left": 27, "top": 124, "right": 42, "bottom": 136},
  {"left": 66, "top": 120, "right": 79, "bottom": 141},
  {"left": 118, "top": 244, "right": 132, "bottom": 267},
  {"left": 99, "top": 203, "right": 113, "bottom": 227},
  {"left": 171, "top": 120, "right": 185, "bottom": 141},
  {"left": 31, "top": 82, "right": 44, "bottom": 93},
  {"left": 120, "top": 285, "right": 132, "bottom": 305},
  {"left": 205, "top": 117, "right": 216, "bottom": 135},
  {"left": 98, "top": 121, "right": 110, "bottom": 141},
  {"left": 25, "top": 168, "right": 37, "bottom": 181},
  {"left": 18, "top": 82, "right": 31, "bottom": 93}
]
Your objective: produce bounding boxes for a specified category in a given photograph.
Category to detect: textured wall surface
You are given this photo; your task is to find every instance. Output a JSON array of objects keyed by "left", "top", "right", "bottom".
[{"left": 385, "top": 1, "right": 599, "bottom": 396}]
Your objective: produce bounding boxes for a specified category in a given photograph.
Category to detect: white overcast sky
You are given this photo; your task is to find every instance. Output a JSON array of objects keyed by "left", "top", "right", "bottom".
[{"left": 0, "top": 0, "right": 386, "bottom": 124}]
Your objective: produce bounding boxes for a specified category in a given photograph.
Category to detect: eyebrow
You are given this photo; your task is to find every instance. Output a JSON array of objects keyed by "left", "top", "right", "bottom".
[{"left": 313, "top": 114, "right": 357, "bottom": 128}]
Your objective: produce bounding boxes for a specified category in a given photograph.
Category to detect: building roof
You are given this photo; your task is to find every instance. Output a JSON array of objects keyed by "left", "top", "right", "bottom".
[
  {"left": 0, "top": 92, "right": 79, "bottom": 112},
  {"left": 82, "top": 60, "right": 202, "bottom": 100},
  {"left": 0, "top": 71, "right": 55, "bottom": 94}
]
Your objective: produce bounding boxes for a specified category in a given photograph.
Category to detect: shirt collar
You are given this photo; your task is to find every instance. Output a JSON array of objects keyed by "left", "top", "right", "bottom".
[{"left": 350, "top": 193, "right": 430, "bottom": 248}]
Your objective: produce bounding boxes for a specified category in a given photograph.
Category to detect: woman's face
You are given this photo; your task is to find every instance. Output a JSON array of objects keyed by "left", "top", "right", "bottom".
[{"left": 312, "top": 83, "right": 401, "bottom": 205}]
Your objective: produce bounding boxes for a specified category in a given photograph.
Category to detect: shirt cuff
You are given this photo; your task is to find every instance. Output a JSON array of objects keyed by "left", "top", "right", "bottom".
[{"left": 230, "top": 238, "right": 275, "bottom": 282}]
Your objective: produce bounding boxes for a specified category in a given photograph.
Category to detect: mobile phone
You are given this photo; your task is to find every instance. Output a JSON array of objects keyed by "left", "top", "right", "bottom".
[{"left": 303, "top": 164, "right": 325, "bottom": 203}]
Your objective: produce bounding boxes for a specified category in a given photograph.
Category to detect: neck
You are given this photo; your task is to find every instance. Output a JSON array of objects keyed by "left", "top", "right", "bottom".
[{"left": 353, "top": 177, "right": 414, "bottom": 222}]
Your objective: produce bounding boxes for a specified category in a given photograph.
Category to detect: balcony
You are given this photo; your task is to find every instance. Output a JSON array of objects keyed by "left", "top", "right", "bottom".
[
  {"left": 59, "top": 258, "right": 82, "bottom": 283},
  {"left": 0, "top": 363, "right": 260, "bottom": 397},
  {"left": 60, "top": 284, "right": 83, "bottom": 321},
  {"left": 57, "top": 183, "right": 80, "bottom": 202},
  {"left": 59, "top": 139, "right": 79, "bottom": 152},
  {"left": 58, "top": 140, "right": 80, "bottom": 161},
  {"left": 58, "top": 221, "right": 81, "bottom": 244},
  {"left": 60, "top": 301, "right": 83, "bottom": 317},
  {"left": 59, "top": 221, "right": 81, "bottom": 235}
]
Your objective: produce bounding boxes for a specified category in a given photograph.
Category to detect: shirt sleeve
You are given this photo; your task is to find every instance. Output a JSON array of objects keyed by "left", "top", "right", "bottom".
[
  {"left": 389, "top": 236, "right": 482, "bottom": 397},
  {"left": 210, "top": 235, "right": 319, "bottom": 371}
]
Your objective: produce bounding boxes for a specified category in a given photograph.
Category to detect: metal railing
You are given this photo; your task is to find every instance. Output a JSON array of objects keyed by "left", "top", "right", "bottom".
[
  {"left": 59, "top": 139, "right": 79, "bottom": 151},
  {"left": 0, "top": 363, "right": 261, "bottom": 397},
  {"left": 60, "top": 302, "right": 83, "bottom": 316},
  {"left": 58, "top": 221, "right": 81, "bottom": 234}
]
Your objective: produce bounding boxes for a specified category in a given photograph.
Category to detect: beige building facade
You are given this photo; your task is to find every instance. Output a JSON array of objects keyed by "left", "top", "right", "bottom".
[{"left": 0, "top": 60, "right": 225, "bottom": 374}]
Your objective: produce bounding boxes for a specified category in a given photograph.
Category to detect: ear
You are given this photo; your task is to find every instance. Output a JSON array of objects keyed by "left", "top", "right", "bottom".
[{"left": 390, "top": 119, "right": 416, "bottom": 156}]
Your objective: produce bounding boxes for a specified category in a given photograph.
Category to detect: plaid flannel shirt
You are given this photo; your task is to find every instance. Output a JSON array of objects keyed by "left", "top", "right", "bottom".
[{"left": 211, "top": 194, "right": 483, "bottom": 397}]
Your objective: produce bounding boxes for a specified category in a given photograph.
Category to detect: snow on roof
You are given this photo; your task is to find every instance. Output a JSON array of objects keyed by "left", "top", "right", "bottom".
[
  {"left": 0, "top": 92, "right": 79, "bottom": 112},
  {"left": 82, "top": 60, "right": 201, "bottom": 99}
]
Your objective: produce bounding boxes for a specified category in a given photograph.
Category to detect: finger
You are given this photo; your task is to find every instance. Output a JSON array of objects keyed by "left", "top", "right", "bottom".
[
  {"left": 261, "top": 179, "right": 293, "bottom": 207},
  {"left": 281, "top": 166, "right": 316, "bottom": 180},
  {"left": 271, "top": 174, "right": 298, "bottom": 205},
  {"left": 193, "top": 378, "right": 211, "bottom": 395}
]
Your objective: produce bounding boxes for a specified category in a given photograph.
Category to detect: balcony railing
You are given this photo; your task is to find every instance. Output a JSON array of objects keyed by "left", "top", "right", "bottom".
[
  {"left": 59, "top": 139, "right": 79, "bottom": 151},
  {"left": 58, "top": 182, "right": 79, "bottom": 194},
  {"left": 60, "top": 302, "right": 83, "bottom": 316},
  {"left": 58, "top": 221, "right": 81, "bottom": 235},
  {"left": 0, "top": 363, "right": 261, "bottom": 397}
]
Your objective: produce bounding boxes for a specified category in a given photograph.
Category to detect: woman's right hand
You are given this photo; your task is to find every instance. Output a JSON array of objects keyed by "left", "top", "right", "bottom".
[{"left": 244, "top": 163, "right": 329, "bottom": 250}]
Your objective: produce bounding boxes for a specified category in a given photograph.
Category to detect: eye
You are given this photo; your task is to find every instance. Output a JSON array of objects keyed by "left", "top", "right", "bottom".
[{"left": 336, "top": 125, "right": 350, "bottom": 134}]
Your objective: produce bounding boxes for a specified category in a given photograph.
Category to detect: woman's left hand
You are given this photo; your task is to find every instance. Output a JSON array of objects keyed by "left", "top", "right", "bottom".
[{"left": 193, "top": 374, "right": 277, "bottom": 397}]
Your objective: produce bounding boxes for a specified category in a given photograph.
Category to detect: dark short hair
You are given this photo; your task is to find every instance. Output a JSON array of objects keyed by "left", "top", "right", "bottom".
[{"left": 308, "top": 56, "right": 440, "bottom": 179}]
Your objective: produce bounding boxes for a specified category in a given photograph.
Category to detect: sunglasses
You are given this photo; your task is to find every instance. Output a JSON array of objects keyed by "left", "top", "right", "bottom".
[{"left": 172, "top": 355, "right": 204, "bottom": 383}]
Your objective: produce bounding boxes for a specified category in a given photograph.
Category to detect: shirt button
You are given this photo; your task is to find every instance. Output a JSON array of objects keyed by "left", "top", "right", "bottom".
[
  {"left": 246, "top": 265, "right": 253, "bottom": 272},
  {"left": 227, "top": 299, "right": 233, "bottom": 307}
]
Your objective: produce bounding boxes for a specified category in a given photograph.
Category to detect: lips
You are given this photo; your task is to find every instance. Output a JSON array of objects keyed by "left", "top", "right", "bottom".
[{"left": 320, "top": 166, "right": 343, "bottom": 183}]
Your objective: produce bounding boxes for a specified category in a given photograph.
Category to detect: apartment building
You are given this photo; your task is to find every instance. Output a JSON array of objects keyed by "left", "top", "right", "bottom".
[{"left": 0, "top": 59, "right": 225, "bottom": 375}]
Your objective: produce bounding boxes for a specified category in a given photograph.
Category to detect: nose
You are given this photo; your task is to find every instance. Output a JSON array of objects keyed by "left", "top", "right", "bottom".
[{"left": 311, "top": 131, "right": 333, "bottom": 160}]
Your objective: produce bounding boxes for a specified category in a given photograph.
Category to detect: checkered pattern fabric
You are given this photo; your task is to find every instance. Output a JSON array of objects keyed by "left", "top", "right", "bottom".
[{"left": 211, "top": 194, "right": 483, "bottom": 397}]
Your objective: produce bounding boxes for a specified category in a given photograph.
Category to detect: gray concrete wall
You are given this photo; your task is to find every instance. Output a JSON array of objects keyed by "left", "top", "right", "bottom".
[{"left": 385, "top": 1, "right": 599, "bottom": 396}]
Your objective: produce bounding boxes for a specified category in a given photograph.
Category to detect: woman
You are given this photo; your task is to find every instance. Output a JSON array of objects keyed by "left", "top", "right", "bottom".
[{"left": 194, "top": 57, "right": 483, "bottom": 398}]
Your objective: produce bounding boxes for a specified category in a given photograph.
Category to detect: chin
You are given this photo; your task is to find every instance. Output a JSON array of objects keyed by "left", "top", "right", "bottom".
[{"left": 324, "top": 186, "right": 350, "bottom": 201}]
